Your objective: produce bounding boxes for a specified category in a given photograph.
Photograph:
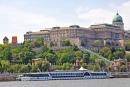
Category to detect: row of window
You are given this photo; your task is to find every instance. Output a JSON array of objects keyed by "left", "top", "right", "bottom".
[
  {"left": 24, "top": 37, "right": 50, "bottom": 41},
  {"left": 50, "top": 73, "right": 83, "bottom": 76},
  {"left": 52, "top": 76, "right": 84, "bottom": 78},
  {"left": 51, "top": 34, "right": 77, "bottom": 37},
  {"left": 23, "top": 74, "right": 49, "bottom": 77},
  {"left": 52, "top": 30, "right": 77, "bottom": 33},
  {"left": 90, "top": 73, "right": 107, "bottom": 76},
  {"left": 24, "top": 35, "right": 49, "bottom": 39}
]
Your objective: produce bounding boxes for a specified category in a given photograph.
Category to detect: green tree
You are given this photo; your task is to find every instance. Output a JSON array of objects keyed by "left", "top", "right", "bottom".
[
  {"left": 26, "top": 64, "right": 32, "bottom": 72},
  {"left": 113, "top": 48, "right": 125, "bottom": 59},
  {"left": 93, "top": 65, "right": 100, "bottom": 71},
  {"left": 72, "top": 45, "right": 79, "bottom": 51},
  {"left": 0, "top": 66, "right": 4, "bottom": 73},
  {"left": 83, "top": 52, "right": 90, "bottom": 64},
  {"left": 125, "top": 41, "right": 130, "bottom": 51},
  {"left": 120, "top": 65, "right": 127, "bottom": 72},
  {"left": 81, "top": 63, "right": 87, "bottom": 69},
  {"left": 31, "top": 65, "right": 38, "bottom": 72},
  {"left": 47, "top": 48, "right": 55, "bottom": 54},
  {"left": 58, "top": 53, "right": 70, "bottom": 63},
  {"left": 0, "top": 45, "right": 12, "bottom": 61},
  {"left": 2, "top": 43, "right": 11, "bottom": 48},
  {"left": 107, "top": 66, "right": 112, "bottom": 72},
  {"left": 65, "top": 39, "right": 71, "bottom": 46},
  {"left": 19, "top": 65, "right": 29, "bottom": 73},
  {"left": 87, "top": 64, "right": 93, "bottom": 70},
  {"left": 61, "top": 62, "right": 72, "bottom": 70},
  {"left": 3, "top": 48, "right": 12, "bottom": 61},
  {"left": 36, "top": 53, "right": 44, "bottom": 58},
  {"left": 11, "top": 48, "right": 21, "bottom": 63},
  {"left": 51, "top": 65, "right": 62, "bottom": 71},
  {"left": 117, "top": 48, "right": 125, "bottom": 56},
  {"left": 75, "top": 50, "right": 82, "bottom": 58},
  {"left": 11, "top": 64, "right": 21, "bottom": 73},
  {"left": 96, "top": 59, "right": 106, "bottom": 71},
  {"left": 23, "top": 40, "right": 32, "bottom": 49},
  {"left": 1, "top": 60, "right": 10, "bottom": 72},
  {"left": 35, "top": 60, "right": 43, "bottom": 72},
  {"left": 93, "top": 40, "right": 100, "bottom": 47},
  {"left": 113, "top": 51, "right": 124, "bottom": 59},
  {"left": 33, "top": 37, "right": 44, "bottom": 47},
  {"left": 50, "top": 41, "right": 54, "bottom": 47},
  {"left": 19, "top": 47, "right": 36, "bottom": 64},
  {"left": 108, "top": 53, "right": 114, "bottom": 60},
  {"left": 7, "top": 66, "right": 14, "bottom": 73},
  {"left": 40, "top": 46, "right": 48, "bottom": 53},
  {"left": 42, "top": 60, "right": 50, "bottom": 71},
  {"left": 125, "top": 53, "right": 130, "bottom": 62},
  {"left": 89, "top": 55, "right": 97, "bottom": 64},
  {"left": 99, "top": 47, "right": 111, "bottom": 58},
  {"left": 61, "top": 39, "right": 71, "bottom": 46},
  {"left": 46, "top": 53, "right": 57, "bottom": 63},
  {"left": 35, "top": 60, "right": 50, "bottom": 72},
  {"left": 56, "top": 48, "right": 75, "bottom": 64}
]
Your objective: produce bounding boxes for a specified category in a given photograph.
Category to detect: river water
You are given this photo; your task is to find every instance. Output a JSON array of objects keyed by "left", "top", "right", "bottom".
[{"left": 0, "top": 78, "right": 130, "bottom": 87}]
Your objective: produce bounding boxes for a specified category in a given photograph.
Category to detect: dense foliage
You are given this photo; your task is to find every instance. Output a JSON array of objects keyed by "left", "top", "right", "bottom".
[{"left": 0, "top": 38, "right": 129, "bottom": 73}]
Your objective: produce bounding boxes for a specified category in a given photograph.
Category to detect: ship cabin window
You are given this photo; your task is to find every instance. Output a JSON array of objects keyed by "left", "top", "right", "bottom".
[
  {"left": 50, "top": 72, "right": 84, "bottom": 78},
  {"left": 23, "top": 74, "right": 49, "bottom": 77},
  {"left": 75, "top": 73, "right": 83, "bottom": 77},
  {"left": 90, "top": 73, "right": 107, "bottom": 76}
]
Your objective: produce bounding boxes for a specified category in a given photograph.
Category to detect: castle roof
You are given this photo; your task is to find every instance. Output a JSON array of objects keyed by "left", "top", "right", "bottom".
[
  {"left": 113, "top": 13, "right": 123, "bottom": 22},
  {"left": 3, "top": 36, "right": 9, "bottom": 40}
]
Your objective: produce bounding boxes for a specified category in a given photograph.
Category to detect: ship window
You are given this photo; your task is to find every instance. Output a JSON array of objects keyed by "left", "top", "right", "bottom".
[
  {"left": 90, "top": 73, "right": 107, "bottom": 76},
  {"left": 23, "top": 73, "right": 49, "bottom": 77}
]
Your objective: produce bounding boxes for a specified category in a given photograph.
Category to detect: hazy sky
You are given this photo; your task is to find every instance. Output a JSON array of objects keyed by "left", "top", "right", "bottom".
[{"left": 0, "top": 0, "right": 130, "bottom": 43}]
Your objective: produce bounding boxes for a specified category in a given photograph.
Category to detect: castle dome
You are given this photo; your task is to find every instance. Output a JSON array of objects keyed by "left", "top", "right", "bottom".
[{"left": 113, "top": 13, "right": 123, "bottom": 22}]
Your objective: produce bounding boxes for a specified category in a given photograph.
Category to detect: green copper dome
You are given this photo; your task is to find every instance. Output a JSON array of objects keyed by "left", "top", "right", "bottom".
[{"left": 113, "top": 13, "right": 123, "bottom": 22}]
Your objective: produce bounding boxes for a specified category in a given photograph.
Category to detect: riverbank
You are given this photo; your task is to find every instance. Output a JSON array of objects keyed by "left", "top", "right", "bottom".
[{"left": 110, "top": 72, "right": 130, "bottom": 78}]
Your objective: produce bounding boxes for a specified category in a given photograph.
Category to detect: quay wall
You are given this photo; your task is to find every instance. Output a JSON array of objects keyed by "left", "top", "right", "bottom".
[
  {"left": 0, "top": 76, "right": 16, "bottom": 81},
  {"left": 0, "top": 73, "right": 18, "bottom": 81},
  {"left": 110, "top": 72, "right": 130, "bottom": 78}
]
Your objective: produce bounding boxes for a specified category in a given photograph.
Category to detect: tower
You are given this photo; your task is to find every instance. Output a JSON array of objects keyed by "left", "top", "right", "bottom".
[
  {"left": 112, "top": 12, "right": 125, "bottom": 48},
  {"left": 3, "top": 36, "right": 9, "bottom": 44},
  {"left": 12, "top": 36, "right": 18, "bottom": 48},
  {"left": 112, "top": 12, "right": 124, "bottom": 30}
]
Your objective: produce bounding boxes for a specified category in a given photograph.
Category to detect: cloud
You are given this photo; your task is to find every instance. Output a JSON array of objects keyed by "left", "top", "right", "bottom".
[
  {"left": 75, "top": 6, "right": 89, "bottom": 14},
  {"left": 76, "top": 1, "right": 130, "bottom": 30},
  {"left": 119, "top": 1, "right": 130, "bottom": 30},
  {"left": 77, "top": 8, "right": 114, "bottom": 23},
  {"left": 0, "top": 5, "right": 69, "bottom": 43}
]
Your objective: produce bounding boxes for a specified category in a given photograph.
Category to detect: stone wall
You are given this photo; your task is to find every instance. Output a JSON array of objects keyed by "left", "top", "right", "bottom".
[{"left": 0, "top": 73, "right": 18, "bottom": 81}]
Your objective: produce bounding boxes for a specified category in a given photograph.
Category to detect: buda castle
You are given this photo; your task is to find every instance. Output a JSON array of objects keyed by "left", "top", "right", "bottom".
[{"left": 24, "top": 13, "right": 130, "bottom": 50}]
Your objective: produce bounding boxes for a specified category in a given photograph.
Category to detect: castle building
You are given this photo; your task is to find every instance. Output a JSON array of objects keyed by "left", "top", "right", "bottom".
[{"left": 24, "top": 13, "right": 129, "bottom": 50}]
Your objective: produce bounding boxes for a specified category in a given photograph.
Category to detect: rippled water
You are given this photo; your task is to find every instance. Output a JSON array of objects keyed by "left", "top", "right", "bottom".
[{"left": 0, "top": 78, "right": 130, "bottom": 87}]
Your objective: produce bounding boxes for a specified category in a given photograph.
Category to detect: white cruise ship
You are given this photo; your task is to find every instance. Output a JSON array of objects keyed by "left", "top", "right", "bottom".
[{"left": 18, "top": 70, "right": 110, "bottom": 81}]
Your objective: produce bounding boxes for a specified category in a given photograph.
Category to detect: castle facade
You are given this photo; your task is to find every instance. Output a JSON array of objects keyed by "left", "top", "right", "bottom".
[{"left": 24, "top": 13, "right": 130, "bottom": 50}]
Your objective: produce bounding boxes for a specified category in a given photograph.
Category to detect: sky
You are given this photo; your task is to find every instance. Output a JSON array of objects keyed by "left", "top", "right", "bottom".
[{"left": 0, "top": 0, "right": 130, "bottom": 44}]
